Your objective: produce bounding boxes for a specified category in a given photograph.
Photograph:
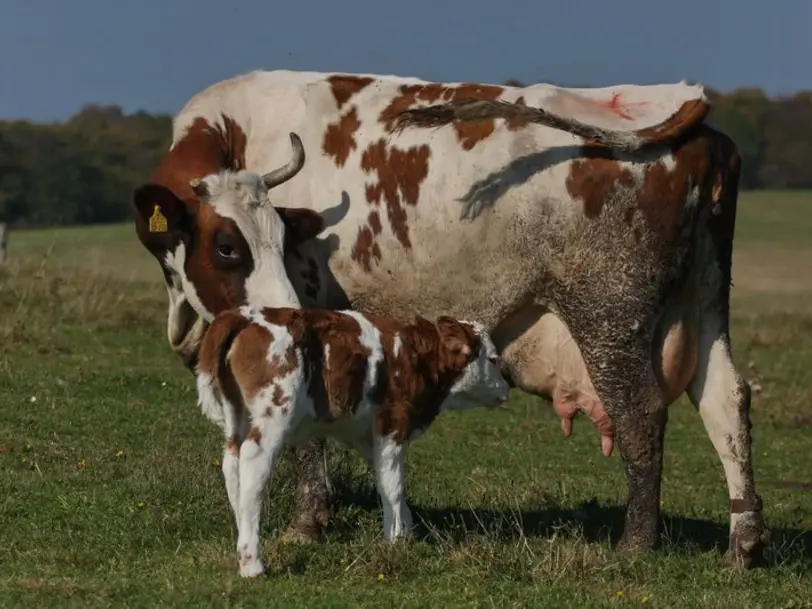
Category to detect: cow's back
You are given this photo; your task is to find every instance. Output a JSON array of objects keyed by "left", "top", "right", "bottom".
[{"left": 172, "top": 70, "right": 713, "bottom": 328}]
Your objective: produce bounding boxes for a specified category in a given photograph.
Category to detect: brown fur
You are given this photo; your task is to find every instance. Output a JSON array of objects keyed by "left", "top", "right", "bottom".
[
  {"left": 358, "top": 139, "right": 432, "bottom": 254},
  {"left": 327, "top": 75, "right": 375, "bottom": 109},
  {"left": 565, "top": 155, "right": 636, "bottom": 219},
  {"left": 322, "top": 107, "right": 362, "bottom": 167}
]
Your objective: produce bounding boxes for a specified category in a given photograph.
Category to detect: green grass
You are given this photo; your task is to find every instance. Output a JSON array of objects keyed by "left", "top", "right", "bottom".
[{"left": 1, "top": 190, "right": 811, "bottom": 608}]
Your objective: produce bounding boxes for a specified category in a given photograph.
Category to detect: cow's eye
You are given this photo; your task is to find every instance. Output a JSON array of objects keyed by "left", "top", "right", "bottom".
[
  {"left": 214, "top": 232, "right": 242, "bottom": 264},
  {"left": 217, "top": 244, "right": 237, "bottom": 259}
]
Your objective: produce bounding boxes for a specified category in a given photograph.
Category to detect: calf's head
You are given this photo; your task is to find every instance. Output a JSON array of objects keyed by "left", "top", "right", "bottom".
[
  {"left": 427, "top": 316, "right": 510, "bottom": 410},
  {"left": 133, "top": 133, "right": 323, "bottom": 321}
]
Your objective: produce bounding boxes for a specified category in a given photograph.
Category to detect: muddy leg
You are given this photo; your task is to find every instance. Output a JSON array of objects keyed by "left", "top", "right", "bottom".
[
  {"left": 574, "top": 330, "right": 668, "bottom": 553},
  {"left": 688, "top": 310, "right": 766, "bottom": 569},
  {"left": 283, "top": 439, "right": 332, "bottom": 544}
]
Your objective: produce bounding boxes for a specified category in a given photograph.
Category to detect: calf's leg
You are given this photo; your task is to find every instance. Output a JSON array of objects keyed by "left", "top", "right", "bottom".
[
  {"left": 372, "top": 435, "right": 412, "bottom": 540},
  {"left": 221, "top": 400, "right": 247, "bottom": 531},
  {"left": 236, "top": 420, "right": 292, "bottom": 578}
]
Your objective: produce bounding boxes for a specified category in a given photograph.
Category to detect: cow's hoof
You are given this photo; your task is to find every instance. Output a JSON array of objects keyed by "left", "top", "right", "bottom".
[
  {"left": 615, "top": 530, "right": 659, "bottom": 555},
  {"left": 727, "top": 517, "right": 769, "bottom": 570},
  {"left": 281, "top": 519, "right": 326, "bottom": 545}
]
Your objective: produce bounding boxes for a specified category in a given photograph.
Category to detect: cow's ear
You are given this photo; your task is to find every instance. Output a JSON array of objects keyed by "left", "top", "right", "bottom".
[
  {"left": 132, "top": 184, "right": 192, "bottom": 253},
  {"left": 276, "top": 207, "right": 324, "bottom": 247}
]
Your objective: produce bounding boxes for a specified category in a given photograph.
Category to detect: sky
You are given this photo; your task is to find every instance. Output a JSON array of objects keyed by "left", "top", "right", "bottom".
[{"left": 2, "top": 0, "right": 809, "bottom": 122}]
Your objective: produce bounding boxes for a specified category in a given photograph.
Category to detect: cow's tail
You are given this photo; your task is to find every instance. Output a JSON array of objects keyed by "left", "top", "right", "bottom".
[
  {"left": 196, "top": 309, "right": 251, "bottom": 426},
  {"left": 707, "top": 129, "right": 743, "bottom": 314},
  {"left": 392, "top": 96, "right": 710, "bottom": 152}
]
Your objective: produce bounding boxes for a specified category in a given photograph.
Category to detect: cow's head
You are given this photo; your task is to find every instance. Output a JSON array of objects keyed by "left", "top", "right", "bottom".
[{"left": 133, "top": 133, "right": 323, "bottom": 322}]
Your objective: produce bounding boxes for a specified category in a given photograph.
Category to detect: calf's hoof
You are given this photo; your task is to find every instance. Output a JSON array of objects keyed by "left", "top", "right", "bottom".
[
  {"left": 238, "top": 552, "right": 265, "bottom": 578},
  {"left": 239, "top": 560, "right": 265, "bottom": 578},
  {"left": 727, "top": 515, "right": 769, "bottom": 570}
]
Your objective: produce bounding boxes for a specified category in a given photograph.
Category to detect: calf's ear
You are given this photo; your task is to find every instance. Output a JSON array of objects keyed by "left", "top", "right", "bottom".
[
  {"left": 436, "top": 317, "right": 472, "bottom": 356},
  {"left": 132, "top": 184, "right": 193, "bottom": 254},
  {"left": 275, "top": 207, "right": 324, "bottom": 248}
]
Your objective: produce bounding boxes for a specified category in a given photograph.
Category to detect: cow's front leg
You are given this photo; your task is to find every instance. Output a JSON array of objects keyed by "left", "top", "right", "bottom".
[{"left": 284, "top": 439, "right": 332, "bottom": 544}]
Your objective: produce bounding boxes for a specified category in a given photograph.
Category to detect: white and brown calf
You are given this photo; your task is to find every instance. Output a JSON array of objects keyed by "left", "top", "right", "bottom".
[{"left": 195, "top": 305, "right": 508, "bottom": 577}]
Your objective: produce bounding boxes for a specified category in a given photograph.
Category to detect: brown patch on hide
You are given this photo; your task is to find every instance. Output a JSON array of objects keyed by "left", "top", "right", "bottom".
[
  {"left": 322, "top": 106, "right": 361, "bottom": 167},
  {"left": 303, "top": 310, "right": 370, "bottom": 420},
  {"left": 372, "top": 315, "right": 482, "bottom": 443},
  {"left": 565, "top": 156, "right": 636, "bottom": 219},
  {"left": 635, "top": 134, "right": 714, "bottom": 246},
  {"left": 379, "top": 82, "right": 504, "bottom": 150},
  {"left": 147, "top": 115, "right": 247, "bottom": 206},
  {"left": 327, "top": 75, "right": 375, "bottom": 109},
  {"left": 227, "top": 319, "right": 298, "bottom": 405},
  {"left": 246, "top": 426, "right": 262, "bottom": 444},
  {"left": 357, "top": 138, "right": 431, "bottom": 258},
  {"left": 272, "top": 385, "right": 289, "bottom": 407}
]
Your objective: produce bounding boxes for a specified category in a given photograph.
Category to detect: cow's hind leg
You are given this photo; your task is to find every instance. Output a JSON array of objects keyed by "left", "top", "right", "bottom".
[
  {"left": 283, "top": 439, "right": 332, "bottom": 544},
  {"left": 688, "top": 300, "right": 766, "bottom": 568}
]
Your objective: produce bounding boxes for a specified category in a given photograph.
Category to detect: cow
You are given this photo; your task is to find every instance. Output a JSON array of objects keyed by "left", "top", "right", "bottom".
[
  {"left": 132, "top": 69, "right": 766, "bottom": 569},
  {"left": 195, "top": 302, "right": 509, "bottom": 577}
]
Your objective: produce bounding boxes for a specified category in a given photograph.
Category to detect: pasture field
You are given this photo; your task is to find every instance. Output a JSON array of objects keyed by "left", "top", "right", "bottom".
[{"left": 1, "top": 190, "right": 811, "bottom": 608}]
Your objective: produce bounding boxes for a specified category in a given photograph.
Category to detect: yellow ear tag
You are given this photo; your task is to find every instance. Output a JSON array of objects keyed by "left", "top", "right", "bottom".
[{"left": 148, "top": 205, "right": 168, "bottom": 233}]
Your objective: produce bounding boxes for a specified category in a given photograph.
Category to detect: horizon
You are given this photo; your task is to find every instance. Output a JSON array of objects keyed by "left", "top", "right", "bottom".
[{"left": 2, "top": 0, "right": 809, "bottom": 123}]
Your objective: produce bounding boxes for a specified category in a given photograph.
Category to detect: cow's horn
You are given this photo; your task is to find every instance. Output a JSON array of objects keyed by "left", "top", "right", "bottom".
[{"left": 262, "top": 133, "right": 306, "bottom": 189}]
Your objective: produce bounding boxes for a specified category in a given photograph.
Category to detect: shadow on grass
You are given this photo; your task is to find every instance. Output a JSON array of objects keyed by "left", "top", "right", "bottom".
[{"left": 331, "top": 482, "right": 812, "bottom": 566}]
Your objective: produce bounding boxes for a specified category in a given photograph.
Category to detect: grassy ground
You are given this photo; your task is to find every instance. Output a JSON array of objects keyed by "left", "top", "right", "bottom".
[{"left": 0, "top": 190, "right": 810, "bottom": 608}]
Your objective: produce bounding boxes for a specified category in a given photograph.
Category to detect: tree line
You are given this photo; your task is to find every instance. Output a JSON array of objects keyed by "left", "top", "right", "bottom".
[{"left": 1, "top": 83, "right": 810, "bottom": 229}]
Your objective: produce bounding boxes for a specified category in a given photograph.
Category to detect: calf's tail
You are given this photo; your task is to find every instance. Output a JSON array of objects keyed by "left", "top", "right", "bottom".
[{"left": 196, "top": 309, "right": 251, "bottom": 426}]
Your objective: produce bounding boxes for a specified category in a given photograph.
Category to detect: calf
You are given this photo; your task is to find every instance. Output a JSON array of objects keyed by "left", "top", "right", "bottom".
[{"left": 196, "top": 304, "right": 509, "bottom": 577}]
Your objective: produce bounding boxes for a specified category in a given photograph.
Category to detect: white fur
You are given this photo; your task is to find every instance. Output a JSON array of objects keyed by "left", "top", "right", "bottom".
[{"left": 197, "top": 307, "right": 509, "bottom": 577}]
